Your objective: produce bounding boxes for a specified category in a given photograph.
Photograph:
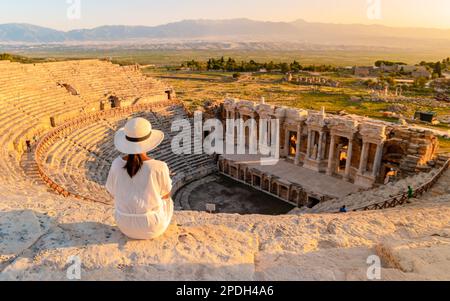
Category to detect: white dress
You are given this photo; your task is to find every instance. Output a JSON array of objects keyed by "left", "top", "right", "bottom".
[{"left": 106, "top": 157, "right": 174, "bottom": 240}]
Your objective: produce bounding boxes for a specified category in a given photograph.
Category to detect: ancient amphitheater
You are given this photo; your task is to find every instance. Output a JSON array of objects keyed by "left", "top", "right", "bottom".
[{"left": 0, "top": 59, "right": 449, "bottom": 281}]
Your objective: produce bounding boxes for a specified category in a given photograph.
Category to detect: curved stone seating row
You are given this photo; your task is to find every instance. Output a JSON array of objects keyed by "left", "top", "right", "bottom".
[
  {"left": 34, "top": 101, "right": 175, "bottom": 203},
  {"left": 41, "top": 60, "right": 169, "bottom": 103},
  {"left": 0, "top": 104, "right": 51, "bottom": 182},
  {"left": 0, "top": 59, "right": 172, "bottom": 200},
  {"left": 35, "top": 100, "right": 216, "bottom": 204},
  {"left": 0, "top": 59, "right": 170, "bottom": 158},
  {"left": 0, "top": 61, "right": 92, "bottom": 155}
]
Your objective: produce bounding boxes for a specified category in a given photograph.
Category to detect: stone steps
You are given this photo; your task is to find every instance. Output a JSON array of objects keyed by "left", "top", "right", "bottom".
[
  {"left": 299, "top": 169, "right": 439, "bottom": 213},
  {"left": 424, "top": 168, "right": 450, "bottom": 199},
  {"left": 0, "top": 59, "right": 171, "bottom": 202}
]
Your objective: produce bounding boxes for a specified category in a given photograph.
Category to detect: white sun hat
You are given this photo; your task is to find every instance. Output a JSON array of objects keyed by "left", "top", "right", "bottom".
[{"left": 114, "top": 117, "right": 164, "bottom": 154}]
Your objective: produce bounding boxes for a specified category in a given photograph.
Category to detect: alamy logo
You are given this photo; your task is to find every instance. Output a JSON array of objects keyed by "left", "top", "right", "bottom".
[
  {"left": 367, "top": 0, "right": 382, "bottom": 20},
  {"left": 67, "top": 0, "right": 81, "bottom": 20},
  {"left": 366, "top": 255, "right": 381, "bottom": 280},
  {"left": 66, "top": 255, "right": 82, "bottom": 280}
]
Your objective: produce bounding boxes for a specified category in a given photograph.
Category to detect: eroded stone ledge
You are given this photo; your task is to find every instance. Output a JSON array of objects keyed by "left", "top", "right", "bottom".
[{"left": 1, "top": 198, "right": 449, "bottom": 281}]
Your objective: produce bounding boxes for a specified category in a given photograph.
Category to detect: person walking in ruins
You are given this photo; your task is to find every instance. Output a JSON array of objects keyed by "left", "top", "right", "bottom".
[
  {"left": 26, "top": 140, "right": 32, "bottom": 153},
  {"left": 407, "top": 186, "right": 414, "bottom": 199},
  {"left": 106, "top": 117, "right": 173, "bottom": 240}
]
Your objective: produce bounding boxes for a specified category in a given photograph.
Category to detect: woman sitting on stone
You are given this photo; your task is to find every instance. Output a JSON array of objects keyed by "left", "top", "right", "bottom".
[{"left": 106, "top": 117, "right": 173, "bottom": 240}]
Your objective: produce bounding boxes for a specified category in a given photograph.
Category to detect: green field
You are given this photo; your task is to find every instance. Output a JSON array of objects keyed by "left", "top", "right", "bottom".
[{"left": 12, "top": 48, "right": 450, "bottom": 67}]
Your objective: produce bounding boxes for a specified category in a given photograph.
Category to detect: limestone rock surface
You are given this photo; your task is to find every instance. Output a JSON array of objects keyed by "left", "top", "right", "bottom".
[{"left": 1, "top": 192, "right": 450, "bottom": 281}]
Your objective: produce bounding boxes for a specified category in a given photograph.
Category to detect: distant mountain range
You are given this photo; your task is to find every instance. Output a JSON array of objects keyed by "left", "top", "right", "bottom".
[{"left": 1, "top": 19, "right": 450, "bottom": 50}]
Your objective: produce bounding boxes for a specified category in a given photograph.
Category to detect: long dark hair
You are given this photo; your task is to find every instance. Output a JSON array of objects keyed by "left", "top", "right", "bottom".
[{"left": 124, "top": 154, "right": 144, "bottom": 178}]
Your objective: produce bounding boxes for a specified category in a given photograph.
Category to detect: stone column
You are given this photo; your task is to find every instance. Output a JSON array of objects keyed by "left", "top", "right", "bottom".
[
  {"left": 327, "top": 135, "right": 336, "bottom": 176},
  {"left": 226, "top": 110, "right": 236, "bottom": 144},
  {"left": 358, "top": 142, "right": 370, "bottom": 175},
  {"left": 248, "top": 113, "right": 257, "bottom": 152},
  {"left": 278, "top": 118, "right": 284, "bottom": 155},
  {"left": 320, "top": 132, "right": 327, "bottom": 160},
  {"left": 372, "top": 143, "right": 384, "bottom": 178},
  {"left": 306, "top": 129, "right": 312, "bottom": 159},
  {"left": 226, "top": 111, "right": 232, "bottom": 137},
  {"left": 317, "top": 131, "right": 324, "bottom": 160},
  {"left": 284, "top": 128, "right": 290, "bottom": 157},
  {"left": 294, "top": 124, "right": 302, "bottom": 165},
  {"left": 267, "top": 118, "right": 271, "bottom": 146},
  {"left": 344, "top": 139, "right": 354, "bottom": 181},
  {"left": 259, "top": 117, "right": 267, "bottom": 146}
]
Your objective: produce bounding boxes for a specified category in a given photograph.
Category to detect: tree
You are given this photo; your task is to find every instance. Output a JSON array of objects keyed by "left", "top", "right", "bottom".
[
  {"left": 290, "top": 60, "right": 302, "bottom": 73},
  {"left": 266, "top": 61, "right": 275, "bottom": 72},
  {"left": 225, "top": 57, "right": 237, "bottom": 71},
  {"left": 414, "top": 77, "right": 428, "bottom": 89},
  {"left": 433, "top": 61, "right": 442, "bottom": 78},
  {"left": 375, "top": 60, "right": 406, "bottom": 67},
  {"left": 0, "top": 53, "right": 13, "bottom": 61},
  {"left": 185, "top": 60, "right": 202, "bottom": 71},
  {"left": 280, "top": 63, "right": 290, "bottom": 73},
  {"left": 386, "top": 76, "right": 396, "bottom": 86}
]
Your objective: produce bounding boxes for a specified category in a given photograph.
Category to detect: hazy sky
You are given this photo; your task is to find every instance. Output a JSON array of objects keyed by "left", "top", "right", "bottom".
[{"left": 1, "top": 0, "right": 450, "bottom": 30}]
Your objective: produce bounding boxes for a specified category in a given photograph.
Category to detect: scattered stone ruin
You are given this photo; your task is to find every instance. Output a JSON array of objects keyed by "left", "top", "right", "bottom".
[{"left": 285, "top": 74, "right": 340, "bottom": 87}]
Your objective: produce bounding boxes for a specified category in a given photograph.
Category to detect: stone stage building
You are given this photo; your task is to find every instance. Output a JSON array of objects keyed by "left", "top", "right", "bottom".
[{"left": 218, "top": 98, "right": 439, "bottom": 207}]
